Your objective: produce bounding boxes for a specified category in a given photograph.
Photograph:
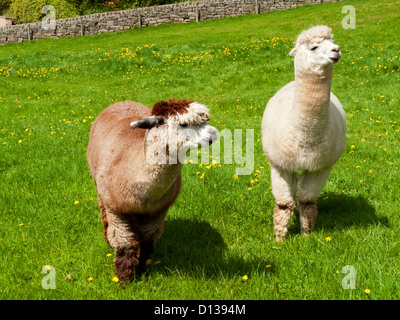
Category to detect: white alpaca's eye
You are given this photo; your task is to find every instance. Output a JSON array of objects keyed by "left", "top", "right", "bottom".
[
  {"left": 311, "top": 46, "right": 318, "bottom": 51},
  {"left": 180, "top": 123, "right": 188, "bottom": 128}
]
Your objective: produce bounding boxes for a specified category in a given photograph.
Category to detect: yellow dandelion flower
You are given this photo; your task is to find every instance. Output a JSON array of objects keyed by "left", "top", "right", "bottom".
[
  {"left": 266, "top": 265, "right": 271, "bottom": 268},
  {"left": 18, "top": 140, "right": 22, "bottom": 143},
  {"left": 242, "top": 275, "right": 248, "bottom": 281},
  {"left": 106, "top": 253, "right": 112, "bottom": 257},
  {"left": 146, "top": 259, "right": 152, "bottom": 265},
  {"left": 233, "top": 174, "right": 238, "bottom": 179},
  {"left": 112, "top": 276, "right": 119, "bottom": 283},
  {"left": 325, "top": 237, "right": 332, "bottom": 242},
  {"left": 88, "top": 277, "right": 94, "bottom": 282},
  {"left": 74, "top": 200, "right": 79, "bottom": 205},
  {"left": 364, "top": 289, "right": 371, "bottom": 294},
  {"left": 155, "top": 261, "right": 161, "bottom": 265}
]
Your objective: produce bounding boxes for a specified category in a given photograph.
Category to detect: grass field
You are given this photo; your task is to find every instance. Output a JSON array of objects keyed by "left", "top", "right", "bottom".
[{"left": 0, "top": 0, "right": 399, "bottom": 300}]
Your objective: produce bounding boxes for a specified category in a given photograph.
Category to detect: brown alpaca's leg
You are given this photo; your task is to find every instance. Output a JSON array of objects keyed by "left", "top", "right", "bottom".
[
  {"left": 114, "top": 239, "right": 141, "bottom": 282},
  {"left": 270, "top": 166, "right": 297, "bottom": 242},
  {"left": 97, "top": 196, "right": 109, "bottom": 242},
  {"left": 106, "top": 212, "right": 141, "bottom": 282},
  {"left": 135, "top": 210, "right": 167, "bottom": 273},
  {"left": 137, "top": 240, "right": 154, "bottom": 273},
  {"left": 298, "top": 169, "right": 330, "bottom": 235}
]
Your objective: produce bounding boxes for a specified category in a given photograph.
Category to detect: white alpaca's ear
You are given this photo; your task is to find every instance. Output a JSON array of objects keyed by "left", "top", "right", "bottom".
[
  {"left": 289, "top": 47, "right": 297, "bottom": 57},
  {"left": 130, "top": 116, "right": 165, "bottom": 130}
]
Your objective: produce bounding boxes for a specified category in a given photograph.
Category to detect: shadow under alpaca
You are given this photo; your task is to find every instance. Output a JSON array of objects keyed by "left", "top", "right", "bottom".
[
  {"left": 287, "top": 193, "right": 388, "bottom": 236},
  {"left": 146, "top": 218, "right": 271, "bottom": 279},
  {"left": 130, "top": 195, "right": 385, "bottom": 279}
]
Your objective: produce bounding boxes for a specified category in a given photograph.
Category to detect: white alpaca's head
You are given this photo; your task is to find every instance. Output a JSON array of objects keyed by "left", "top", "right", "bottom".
[
  {"left": 289, "top": 25, "right": 341, "bottom": 76},
  {"left": 130, "top": 99, "right": 218, "bottom": 164}
]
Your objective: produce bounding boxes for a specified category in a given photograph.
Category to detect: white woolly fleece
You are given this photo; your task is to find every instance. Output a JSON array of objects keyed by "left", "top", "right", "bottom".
[{"left": 170, "top": 102, "right": 211, "bottom": 125}]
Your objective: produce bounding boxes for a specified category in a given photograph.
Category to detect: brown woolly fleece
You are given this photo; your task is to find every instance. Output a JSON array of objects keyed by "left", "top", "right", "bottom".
[
  {"left": 87, "top": 100, "right": 183, "bottom": 282},
  {"left": 151, "top": 98, "right": 193, "bottom": 118}
]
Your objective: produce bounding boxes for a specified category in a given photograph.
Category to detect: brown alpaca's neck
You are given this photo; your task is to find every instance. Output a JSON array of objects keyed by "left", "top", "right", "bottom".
[{"left": 141, "top": 139, "right": 183, "bottom": 191}]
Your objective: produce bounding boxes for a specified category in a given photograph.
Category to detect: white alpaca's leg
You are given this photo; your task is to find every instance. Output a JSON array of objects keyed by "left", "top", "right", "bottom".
[
  {"left": 270, "top": 166, "right": 298, "bottom": 242},
  {"left": 298, "top": 168, "right": 331, "bottom": 235}
]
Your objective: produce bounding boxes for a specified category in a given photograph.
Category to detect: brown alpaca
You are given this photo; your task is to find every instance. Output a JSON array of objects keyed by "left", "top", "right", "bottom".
[{"left": 87, "top": 99, "right": 217, "bottom": 282}]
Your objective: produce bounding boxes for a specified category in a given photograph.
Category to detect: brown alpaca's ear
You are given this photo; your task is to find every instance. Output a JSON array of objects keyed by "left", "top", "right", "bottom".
[{"left": 130, "top": 116, "right": 165, "bottom": 130}]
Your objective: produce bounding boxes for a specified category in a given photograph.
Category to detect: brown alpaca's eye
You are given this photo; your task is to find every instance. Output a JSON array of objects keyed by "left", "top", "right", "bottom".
[{"left": 311, "top": 46, "right": 318, "bottom": 51}]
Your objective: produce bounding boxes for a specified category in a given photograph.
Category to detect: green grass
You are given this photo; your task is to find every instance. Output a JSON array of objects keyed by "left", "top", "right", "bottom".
[{"left": 0, "top": 0, "right": 400, "bottom": 300}]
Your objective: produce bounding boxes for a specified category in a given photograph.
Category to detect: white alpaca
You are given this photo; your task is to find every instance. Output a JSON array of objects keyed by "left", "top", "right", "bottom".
[
  {"left": 261, "top": 25, "right": 346, "bottom": 241},
  {"left": 87, "top": 98, "right": 217, "bottom": 281}
]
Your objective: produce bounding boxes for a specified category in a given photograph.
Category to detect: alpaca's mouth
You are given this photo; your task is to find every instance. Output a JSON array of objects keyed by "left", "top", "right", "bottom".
[{"left": 329, "top": 56, "right": 341, "bottom": 63}]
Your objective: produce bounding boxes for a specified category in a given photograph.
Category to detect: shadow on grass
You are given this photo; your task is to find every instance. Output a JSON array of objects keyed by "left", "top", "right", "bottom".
[
  {"left": 150, "top": 218, "right": 270, "bottom": 278},
  {"left": 317, "top": 192, "right": 389, "bottom": 230},
  {"left": 288, "top": 193, "right": 388, "bottom": 235}
]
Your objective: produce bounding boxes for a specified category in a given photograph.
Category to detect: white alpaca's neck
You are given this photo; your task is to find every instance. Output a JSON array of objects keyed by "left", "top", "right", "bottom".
[
  {"left": 292, "top": 68, "right": 333, "bottom": 141},
  {"left": 294, "top": 68, "right": 332, "bottom": 113}
]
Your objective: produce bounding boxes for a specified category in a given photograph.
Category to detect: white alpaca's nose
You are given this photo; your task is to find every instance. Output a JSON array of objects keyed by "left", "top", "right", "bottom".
[
  {"left": 329, "top": 45, "right": 341, "bottom": 63},
  {"left": 331, "top": 45, "right": 340, "bottom": 53}
]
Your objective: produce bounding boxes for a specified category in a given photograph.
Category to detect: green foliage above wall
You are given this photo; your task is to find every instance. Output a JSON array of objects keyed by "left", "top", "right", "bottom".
[{"left": 10, "top": 0, "right": 195, "bottom": 24}]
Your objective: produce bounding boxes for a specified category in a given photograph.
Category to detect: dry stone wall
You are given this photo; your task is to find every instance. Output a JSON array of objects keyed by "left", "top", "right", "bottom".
[{"left": 0, "top": 0, "right": 343, "bottom": 45}]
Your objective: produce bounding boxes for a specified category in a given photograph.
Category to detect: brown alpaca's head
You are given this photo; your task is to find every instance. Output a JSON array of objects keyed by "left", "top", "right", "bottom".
[{"left": 130, "top": 99, "right": 217, "bottom": 163}]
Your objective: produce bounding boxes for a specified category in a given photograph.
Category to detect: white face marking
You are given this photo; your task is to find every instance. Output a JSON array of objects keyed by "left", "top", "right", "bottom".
[
  {"left": 143, "top": 102, "right": 218, "bottom": 165},
  {"left": 166, "top": 102, "right": 217, "bottom": 149},
  {"left": 167, "top": 119, "right": 218, "bottom": 150},
  {"left": 169, "top": 102, "right": 211, "bottom": 125}
]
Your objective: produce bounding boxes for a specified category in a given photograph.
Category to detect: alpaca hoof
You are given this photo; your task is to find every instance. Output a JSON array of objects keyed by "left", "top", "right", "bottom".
[{"left": 114, "top": 247, "right": 140, "bottom": 283}]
